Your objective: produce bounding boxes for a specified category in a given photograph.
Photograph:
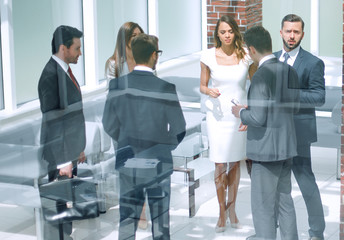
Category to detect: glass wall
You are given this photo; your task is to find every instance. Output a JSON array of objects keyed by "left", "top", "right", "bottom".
[
  {"left": 12, "top": 0, "right": 84, "bottom": 105},
  {"left": 158, "top": 0, "right": 202, "bottom": 62},
  {"left": 319, "top": 0, "right": 341, "bottom": 57},
  {"left": 262, "top": 0, "right": 311, "bottom": 53},
  {"left": 0, "top": 0, "right": 203, "bottom": 111},
  {"left": 0, "top": 36, "right": 3, "bottom": 110},
  {"left": 262, "top": 0, "right": 341, "bottom": 59}
]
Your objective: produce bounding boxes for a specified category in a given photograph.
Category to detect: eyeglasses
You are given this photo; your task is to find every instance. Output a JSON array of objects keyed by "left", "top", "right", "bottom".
[{"left": 155, "top": 50, "right": 163, "bottom": 56}]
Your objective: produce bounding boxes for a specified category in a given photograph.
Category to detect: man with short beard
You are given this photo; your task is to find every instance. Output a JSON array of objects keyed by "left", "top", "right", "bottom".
[{"left": 274, "top": 14, "right": 326, "bottom": 240}]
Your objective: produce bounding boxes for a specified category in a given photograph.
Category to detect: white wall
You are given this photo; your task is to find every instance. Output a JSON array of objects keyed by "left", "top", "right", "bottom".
[
  {"left": 263, "top": 0, "right": 341, "bottom": 58},
  {"left": 262, "top": 0, "right": 311, "bottom": 53}
]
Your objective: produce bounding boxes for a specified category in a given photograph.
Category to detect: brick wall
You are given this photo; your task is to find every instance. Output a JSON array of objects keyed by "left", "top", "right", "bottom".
[
  {"left": 206, "top": 0, "right": 262, "bottom": 48},
  {"left": 341, "top": 1, "right": 344, "bottom": 239}
]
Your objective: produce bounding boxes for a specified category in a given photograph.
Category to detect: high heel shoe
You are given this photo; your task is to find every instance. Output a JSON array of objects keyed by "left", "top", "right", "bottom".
[
  {"left": 230, "top": 222, "right": 242, "bottom": 229},
  {"left": 138, "top": 219, "right": 148, "bottom": 230},
  {"left": 226, "top": 209, "right": 242, "bottom": 229},
  {"left": 215, "top": 213, "right": 227, "bottom": 233},
  {"left": 215, "top": 224, "right": 226, "bottom": 233}
]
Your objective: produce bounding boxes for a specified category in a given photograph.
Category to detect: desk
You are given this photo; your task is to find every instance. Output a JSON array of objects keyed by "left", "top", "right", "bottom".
[{"left": 172, "top": 133, "right": 208, "bottom": 217}]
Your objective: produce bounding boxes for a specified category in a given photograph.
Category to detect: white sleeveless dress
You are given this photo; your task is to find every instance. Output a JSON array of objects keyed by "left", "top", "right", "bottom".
[{"left": 201, "top": 47, "right": 252, "bottom": 163}]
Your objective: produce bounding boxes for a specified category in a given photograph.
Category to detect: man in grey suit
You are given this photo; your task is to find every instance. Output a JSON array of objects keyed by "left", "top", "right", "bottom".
[
  {"left": 232, "top": 26, "right": 300, "bottom": 240},
  {"left": 274, "top": 14, "right": 326, "bottom": 240},
  {"left": 102, "top": 34, "right": 186, "bottom": 240}
]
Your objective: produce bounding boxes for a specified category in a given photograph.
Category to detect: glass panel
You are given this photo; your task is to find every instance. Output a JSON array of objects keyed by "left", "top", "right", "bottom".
[
  {"left": 262, "top": 0, "right": 311, "bottom": 53},
  {"left": 319, "top": 0, "right": 341, "bottom": 58},
  {"left": 12, "top": 0, "right": 84, "bottom": 105},
  {"left": 0, "top": 30, "right": 4, "bottom": 110},
  {"left": 96, "top": 0, "right": 148, "bottom": 81},
  {"left": 158, "top": 0, "right": 202, "bottom": 62}
]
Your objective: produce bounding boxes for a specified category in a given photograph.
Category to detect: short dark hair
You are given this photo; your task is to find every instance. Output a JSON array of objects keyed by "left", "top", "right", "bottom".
[
  {"left": 244, "top": 26, "right": 272, "bottom": 54},
  {"left": 131, "top": 34, "right": 158, "bottom": 64},
  {"left": 51, "top": 25, "right": 83, "bottom": 54},
  {"left": 281, "top": 14, "right": 304, "bottom": 31}
]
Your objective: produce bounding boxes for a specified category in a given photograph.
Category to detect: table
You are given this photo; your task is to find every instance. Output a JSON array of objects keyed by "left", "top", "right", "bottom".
[{"left": 172, "top": 132, "right": 208, "bottom": 217}]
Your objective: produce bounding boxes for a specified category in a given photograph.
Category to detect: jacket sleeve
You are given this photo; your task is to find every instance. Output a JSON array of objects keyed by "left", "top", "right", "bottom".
[
  {"left": 166, "top": 84, "right": 186, "bottom": 149},
  {"left": 241, "top": 76, "right": 269, "bottom": 127},
  {"left": 38, "top": 74, "right": 59, "bottom": 113},
  {"left": 102, "top": 91, "right": 120, "bottom": 141},
  {"left": 299, "top": 58, "right": 325, "bottom": 108}
]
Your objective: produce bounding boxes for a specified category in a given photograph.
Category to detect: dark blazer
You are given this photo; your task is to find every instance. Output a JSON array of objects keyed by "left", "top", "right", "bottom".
[
  {"left": 38, "top": 57, "right": 86, "bottom": 176},
  {"left": 240, "top": 58, "right": 300, "bottom": 162},
  {"left": 102, "top": 70, "right": 186, "bottom": 177},
  {"left": 274, "top": 47, "right": 325, "bottom": 144}
]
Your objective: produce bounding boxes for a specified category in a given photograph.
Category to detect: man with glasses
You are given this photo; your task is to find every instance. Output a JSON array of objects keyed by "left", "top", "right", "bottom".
[{"left": 102, "top": 33, "right": 186, "bottom": 240}]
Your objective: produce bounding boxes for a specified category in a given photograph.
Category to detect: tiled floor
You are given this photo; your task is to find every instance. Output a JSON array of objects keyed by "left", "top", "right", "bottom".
[{"left": 0, "top": 146, "right": 339, "bottom": 240}]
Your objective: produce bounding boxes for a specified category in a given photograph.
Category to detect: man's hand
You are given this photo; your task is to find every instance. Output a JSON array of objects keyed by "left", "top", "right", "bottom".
[
  {"left": 78, "top": 151, "right": 86, "bottom": 163},
  {"left": 59, "top": 163, "right": 73, "bottom": 178},
  {"left": 231, "top": 104, "right": 247, "bottom": 118}
]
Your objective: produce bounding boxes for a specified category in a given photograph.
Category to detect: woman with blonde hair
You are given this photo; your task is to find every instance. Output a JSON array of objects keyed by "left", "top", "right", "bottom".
[{"left": 200, "top": 15, "right": 255, "bottom": 232}]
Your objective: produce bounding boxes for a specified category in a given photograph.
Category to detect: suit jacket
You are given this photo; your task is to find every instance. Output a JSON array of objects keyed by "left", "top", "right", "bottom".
[
  {"left": 38, "top": 57, "right": 86, "bottom": 176},
  {"left": 274, "top": 47, "right": 325, "bottom": 144},
  {"left": 102, "top": 70, "right": 186, "bottom": 177},
  {"left": 240, "top": 58, "right": 300, "bottom": 162}
]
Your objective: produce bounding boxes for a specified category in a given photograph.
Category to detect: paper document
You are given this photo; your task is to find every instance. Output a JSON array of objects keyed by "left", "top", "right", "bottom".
[{"left": 124, "top": 158, "right": 159, "bottom": 169}]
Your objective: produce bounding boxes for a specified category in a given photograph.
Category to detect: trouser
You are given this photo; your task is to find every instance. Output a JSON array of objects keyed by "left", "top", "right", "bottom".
[
  {"left": 292, "top": 143, "right": 325, "bottom": 239},
  {"left": 250, "top": 159, "right": 298, "bottom": 240},
  {"left": 118, "top": 168, "right": 171, "bottom": 240}
]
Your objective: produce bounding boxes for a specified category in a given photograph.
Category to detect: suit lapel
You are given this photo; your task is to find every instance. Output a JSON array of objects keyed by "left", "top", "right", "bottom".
[{"left": 292, "top": 47, "right": 304, "bottom": 71}]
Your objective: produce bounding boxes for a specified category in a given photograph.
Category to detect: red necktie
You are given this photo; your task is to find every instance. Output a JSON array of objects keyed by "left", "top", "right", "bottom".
[{"left": 67, "top": 66, "right": 80, "bottom": 91}]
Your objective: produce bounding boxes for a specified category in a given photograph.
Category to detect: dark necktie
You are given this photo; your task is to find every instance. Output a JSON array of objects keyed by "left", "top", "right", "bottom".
[
  {"left": 283, "top": 52, "right": 290, "bottom": 64},
  {"left": 67, "top": 66, "right": 80, "bottom": 91}
]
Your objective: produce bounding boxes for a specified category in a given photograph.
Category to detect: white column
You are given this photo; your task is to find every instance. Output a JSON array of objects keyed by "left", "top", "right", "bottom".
[
  {"left": 82, "top": 0, "right": 98, "bottom": 87},
  {"left": 201, "top": 0, "right": 207, "bottom": 50},
  {"left": 0, "top": 0, "right": 16, "bottom": 111},
  {"left": 310, "top": 0, "right": 319, "bottom": 56},
  {"left": 148, "top": 0, "right": 158, "bottom": 36}
]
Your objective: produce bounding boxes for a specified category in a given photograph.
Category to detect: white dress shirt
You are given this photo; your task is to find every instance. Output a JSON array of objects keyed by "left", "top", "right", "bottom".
[
  {"left": 278, "top": 45, "right": 300, "bottom": 66},
  {"left": 134, "top": 65, "right": 154, "bottom": 72}
]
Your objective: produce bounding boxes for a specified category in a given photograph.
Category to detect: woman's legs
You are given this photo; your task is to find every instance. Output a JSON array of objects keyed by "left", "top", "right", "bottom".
[
  {"left": 138, "top": 202, "right": 148, "bottom": 229},
  {"left": 214, "top": 163, "right": 227, "bottom": 229},
  {"left": 226, "top": 161, "right": 240, "bottom": 225}
]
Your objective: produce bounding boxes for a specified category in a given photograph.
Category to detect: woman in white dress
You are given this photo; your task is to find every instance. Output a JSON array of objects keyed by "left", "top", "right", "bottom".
[
  {"left": 200, "top": 15, "right": 255, "bottom": 232},
  {"left": 104, "top": 22, "right": 149, "bottom": 230}
]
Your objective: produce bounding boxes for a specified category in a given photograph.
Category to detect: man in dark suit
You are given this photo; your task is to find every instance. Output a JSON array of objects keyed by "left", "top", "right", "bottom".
[
  {"left": 38, "top": 25, "right": 86, "bottom": 240},
  {"left": 102, "top": 34, "right": 186, "bottom": 240},
  {"left": 232, "top": 26, "right": 300, "bottom": 240},
  {"left": 274, "top": 14, "right": 326, "bottom": 240}
]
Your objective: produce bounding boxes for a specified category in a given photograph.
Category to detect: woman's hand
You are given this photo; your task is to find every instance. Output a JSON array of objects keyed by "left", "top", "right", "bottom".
[{"left": 208, "top": 88, "right": 221, "bottom": 98}]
